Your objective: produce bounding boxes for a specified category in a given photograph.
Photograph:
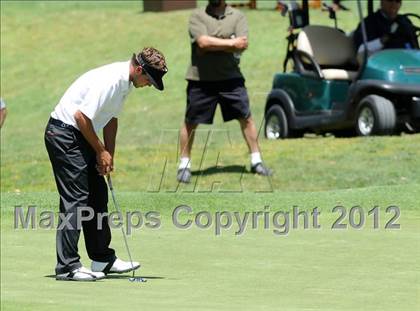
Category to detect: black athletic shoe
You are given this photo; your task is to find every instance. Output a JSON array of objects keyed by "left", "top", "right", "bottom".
[
  {"left": 251, "top": 163, "right": 273, "bottom": 176},
  {"left": 177, "top": 168, "right": 192, "bottom": 183}
]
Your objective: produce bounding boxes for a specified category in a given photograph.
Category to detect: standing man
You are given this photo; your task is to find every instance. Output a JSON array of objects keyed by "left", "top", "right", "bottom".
[
  {"left": 177, "top": 0, "right": 272, "bottom": 183},
  {"left": 353, "top": 0, "right": 418, "bottom": 55},
  {"left": 45, "top": 47, "right": 167, "bottom": 281}
]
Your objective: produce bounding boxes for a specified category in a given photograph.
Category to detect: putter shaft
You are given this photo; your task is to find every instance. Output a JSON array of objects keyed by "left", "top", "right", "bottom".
[{"left": 107, "top": 175, "right": 136, "bottom": 278}]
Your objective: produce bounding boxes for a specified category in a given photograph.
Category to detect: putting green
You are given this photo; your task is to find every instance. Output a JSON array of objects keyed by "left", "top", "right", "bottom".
[{"left": 1, "top": 186, "right": 419, "bottom": 311}]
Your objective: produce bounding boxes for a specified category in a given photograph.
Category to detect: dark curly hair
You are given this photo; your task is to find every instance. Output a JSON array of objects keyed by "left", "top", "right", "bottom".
[{"left": 132, "top": 47, "right": 167, "bottom": 71}]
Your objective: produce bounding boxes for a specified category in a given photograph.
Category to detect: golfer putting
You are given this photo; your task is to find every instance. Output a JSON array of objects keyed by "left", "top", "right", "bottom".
[{"left": 44, "top": 47, "right": 168, "bottom": 281}]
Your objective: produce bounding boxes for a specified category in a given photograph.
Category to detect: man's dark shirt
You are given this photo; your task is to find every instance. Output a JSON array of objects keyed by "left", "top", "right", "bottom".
[{"left": 354, "top": 10, "right": 418, "bottom": 52}]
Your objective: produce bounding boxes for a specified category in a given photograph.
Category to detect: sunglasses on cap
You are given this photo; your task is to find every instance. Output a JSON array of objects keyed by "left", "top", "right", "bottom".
[{"left": 134, "top": 54, "right": 168, "bottom": 91}]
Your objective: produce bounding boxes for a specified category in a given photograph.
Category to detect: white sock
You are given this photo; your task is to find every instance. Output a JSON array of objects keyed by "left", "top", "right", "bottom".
[
  {"left": 179, "top": 157, "right": 191, "bottom": 169},
  {"left": 250, "top": 152, "right": 262, "bottom": 166}
]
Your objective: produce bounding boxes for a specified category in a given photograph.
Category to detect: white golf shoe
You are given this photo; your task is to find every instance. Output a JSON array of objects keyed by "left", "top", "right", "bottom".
[
  {"left": 56, "top": 266, "right": 105, "bottom": 281},
  {"left": 91, "top": 258, "right": 140, "bottom": 274}
]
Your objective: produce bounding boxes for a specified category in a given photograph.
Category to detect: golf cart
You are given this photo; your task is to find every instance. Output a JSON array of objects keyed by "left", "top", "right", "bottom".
[{"left": 264, "top": 0, "right": 420, "bottom": 139}]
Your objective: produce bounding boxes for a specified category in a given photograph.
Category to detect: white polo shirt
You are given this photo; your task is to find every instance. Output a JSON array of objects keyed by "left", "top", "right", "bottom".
[{"left": 51, "top": 61, "right": 133, "bottom": 133}]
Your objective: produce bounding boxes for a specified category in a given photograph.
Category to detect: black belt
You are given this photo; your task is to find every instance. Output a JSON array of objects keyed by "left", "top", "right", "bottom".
[{"left": 48, "top": 117, "right": 78, "bottom": 131}]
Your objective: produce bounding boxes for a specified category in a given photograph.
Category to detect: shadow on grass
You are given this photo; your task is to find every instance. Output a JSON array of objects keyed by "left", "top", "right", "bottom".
[
  {"left": 192, "top": 165, "right": 249, "bottom": 176},
  {"left": 105, "top": 275, "right": 166, "bottom": 280},
  {"left": 44, "top": 275, "right": 166, "bottom": 280}
]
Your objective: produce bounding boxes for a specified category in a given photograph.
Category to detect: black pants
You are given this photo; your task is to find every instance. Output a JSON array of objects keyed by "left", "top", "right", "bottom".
[{"left": 44, "top": 118, "right": 116, "bottom": 274}]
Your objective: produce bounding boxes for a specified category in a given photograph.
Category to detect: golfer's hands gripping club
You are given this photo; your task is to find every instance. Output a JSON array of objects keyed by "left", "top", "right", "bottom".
[
  {"left": 96, "top": 149, "right": 113, "bottom": 176},
  {"left": 73, "top": 110, "right": 115, "bottom": 176}
]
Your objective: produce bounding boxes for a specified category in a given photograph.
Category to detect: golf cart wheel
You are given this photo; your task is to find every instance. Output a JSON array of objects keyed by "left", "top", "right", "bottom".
[
  {"left": 356, "top": 95, "right": 396, "bottom": 136},
  {"left": 265, "top": 105, "right": 289, "bottom": 139}
]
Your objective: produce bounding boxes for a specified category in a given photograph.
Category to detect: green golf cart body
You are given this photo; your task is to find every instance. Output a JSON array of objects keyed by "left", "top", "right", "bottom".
[{"left": 264, "top": 0, "right": 420, "bottom": 139}]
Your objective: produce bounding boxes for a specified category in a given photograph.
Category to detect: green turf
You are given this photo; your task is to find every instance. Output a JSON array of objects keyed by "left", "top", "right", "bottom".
[
  {"left": 1, "top": 0, "right": 420, "bottom": 192},
  {"left": 1, "top": 186, "right": 420, "bottom": 311},
  {"left": 1, "top": 1, "right": 420, "bottom": 310}
]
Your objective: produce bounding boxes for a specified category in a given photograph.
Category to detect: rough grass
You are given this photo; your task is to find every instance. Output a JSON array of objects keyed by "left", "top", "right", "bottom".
[{"left": 1, "top": 1, "right": 420, "bottom": 193}]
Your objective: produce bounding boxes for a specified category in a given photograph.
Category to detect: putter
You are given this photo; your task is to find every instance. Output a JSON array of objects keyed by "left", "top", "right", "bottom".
[{"left": 107, "top": 175, "right": 146, "bottom": 283}]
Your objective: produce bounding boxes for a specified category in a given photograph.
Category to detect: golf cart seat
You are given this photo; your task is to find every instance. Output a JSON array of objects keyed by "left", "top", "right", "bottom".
[{"left": 296, "top": 25, "right": 358, "bottom": 80}]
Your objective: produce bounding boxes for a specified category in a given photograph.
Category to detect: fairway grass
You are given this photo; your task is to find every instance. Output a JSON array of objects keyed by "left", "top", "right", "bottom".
[
  {"left": 1, "top": 185, "right": 419, "bottom": 311},
  {"left": 2, "top": 1, "right": 420, "bottom": 193}
]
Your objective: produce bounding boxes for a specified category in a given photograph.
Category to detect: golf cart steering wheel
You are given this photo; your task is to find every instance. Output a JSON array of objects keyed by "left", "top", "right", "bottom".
[{"left": 403, "top": 13, "right": 420, "bottom": 40}]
